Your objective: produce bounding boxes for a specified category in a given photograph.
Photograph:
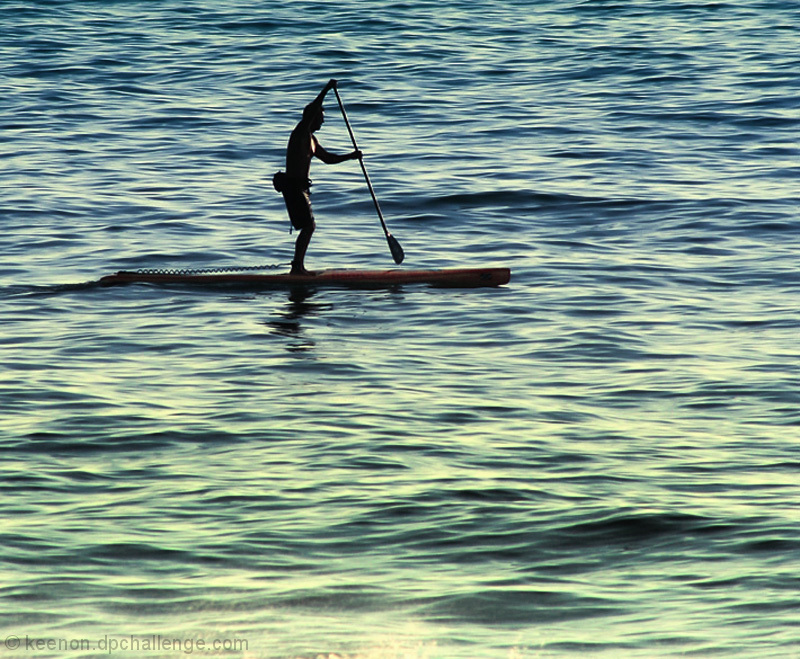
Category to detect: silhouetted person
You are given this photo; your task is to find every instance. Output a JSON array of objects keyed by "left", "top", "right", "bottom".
[{"left": 274, "top": 79, "right": 361, "bottom": 275}]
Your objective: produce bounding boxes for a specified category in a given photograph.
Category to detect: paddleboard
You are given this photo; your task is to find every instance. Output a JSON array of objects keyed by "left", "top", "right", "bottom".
[{"left": 99, "top": 267, "right": 511, "bottom": 289}]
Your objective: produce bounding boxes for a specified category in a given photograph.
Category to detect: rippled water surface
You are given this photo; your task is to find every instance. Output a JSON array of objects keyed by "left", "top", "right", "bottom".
[{"left": 2, "top": 1, "right": 800, "bottom": 657}]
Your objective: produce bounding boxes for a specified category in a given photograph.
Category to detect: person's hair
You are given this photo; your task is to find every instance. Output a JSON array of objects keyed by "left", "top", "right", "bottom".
[{"left": 303, "top": 102, "right": 322, "bottom": 121}]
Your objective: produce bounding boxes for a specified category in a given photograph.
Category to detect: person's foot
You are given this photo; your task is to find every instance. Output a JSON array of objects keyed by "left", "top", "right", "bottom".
[{"left": 290, "top": 262, "right": 314, "bottom": 276}]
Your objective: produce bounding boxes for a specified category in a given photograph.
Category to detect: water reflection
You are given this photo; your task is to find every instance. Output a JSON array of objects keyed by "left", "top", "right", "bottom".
[{"left": 265, "top": 287, "right": 329, "bottom": 352}]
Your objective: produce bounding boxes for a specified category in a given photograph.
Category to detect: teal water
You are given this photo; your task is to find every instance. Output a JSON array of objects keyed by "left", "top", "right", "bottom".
[{"left": 2, "top": 1, "right": 800, "bottom": 657}]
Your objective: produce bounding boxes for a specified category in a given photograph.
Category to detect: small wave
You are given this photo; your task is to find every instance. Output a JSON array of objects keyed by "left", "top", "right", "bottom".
[{"left": 550, "top": 511, "right": 727, "bottom": 549}]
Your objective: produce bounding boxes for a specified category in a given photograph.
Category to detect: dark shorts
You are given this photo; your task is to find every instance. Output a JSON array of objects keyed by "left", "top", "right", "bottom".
[{"left": 282, "top": 188, "right": 314, "bottom": 231}]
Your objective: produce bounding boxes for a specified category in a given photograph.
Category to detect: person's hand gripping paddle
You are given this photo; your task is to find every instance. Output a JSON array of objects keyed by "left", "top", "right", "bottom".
[{"left": 332, "top": 85, "right": 405, "bottom": 265}]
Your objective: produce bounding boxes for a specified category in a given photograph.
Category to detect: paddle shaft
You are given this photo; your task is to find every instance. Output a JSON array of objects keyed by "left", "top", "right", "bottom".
[{"left": 332, "top": 87, "right": 391, "bottom": 239}]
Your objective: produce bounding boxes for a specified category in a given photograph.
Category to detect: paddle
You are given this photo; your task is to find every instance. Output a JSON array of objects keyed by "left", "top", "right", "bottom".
[{"left": 332, "top": 86, "right": 405, "bottom": 265}]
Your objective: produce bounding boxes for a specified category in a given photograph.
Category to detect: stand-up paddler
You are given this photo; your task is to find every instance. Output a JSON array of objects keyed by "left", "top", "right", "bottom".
[{"left": 274, "top": 79, "right": 361, "bottom": 275}]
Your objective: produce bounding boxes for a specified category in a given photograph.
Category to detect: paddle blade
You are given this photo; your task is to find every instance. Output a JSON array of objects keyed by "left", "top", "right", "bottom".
[{"left": 387, "top": 233, "right": 405, "bottom": 264}]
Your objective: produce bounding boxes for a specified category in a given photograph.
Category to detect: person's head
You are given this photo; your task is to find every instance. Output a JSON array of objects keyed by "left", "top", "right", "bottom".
[{"left": 303, "top": 103, "right": 324, "bottom": 132}]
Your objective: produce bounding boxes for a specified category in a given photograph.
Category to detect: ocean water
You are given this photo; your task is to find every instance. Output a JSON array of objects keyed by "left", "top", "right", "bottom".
[{"left": 2, "top": 1, "right": 799, "bottom": 657}]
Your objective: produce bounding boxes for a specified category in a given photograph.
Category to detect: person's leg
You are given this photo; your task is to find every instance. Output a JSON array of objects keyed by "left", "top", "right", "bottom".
[
  {"left": 284, "top": 189, "right": 315, "bottom": 275},
  {"left": 291, "top": 219, "right": 315, "bottom": 275}
]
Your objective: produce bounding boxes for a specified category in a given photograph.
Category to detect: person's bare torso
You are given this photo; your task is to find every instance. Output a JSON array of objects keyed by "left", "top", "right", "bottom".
[{"left": 285, "top": 126, "right": 316, "bottom": 179}]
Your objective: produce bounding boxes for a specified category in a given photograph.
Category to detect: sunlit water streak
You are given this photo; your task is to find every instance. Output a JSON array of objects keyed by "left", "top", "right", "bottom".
[{"left": 2, "top": 1, "right": 799, "bottom": 657}]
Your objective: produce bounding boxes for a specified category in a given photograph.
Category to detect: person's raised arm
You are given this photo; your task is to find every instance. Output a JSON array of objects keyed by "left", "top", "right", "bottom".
[{"left": 308, "top": 78, "right": 338, "bottom": 111}]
